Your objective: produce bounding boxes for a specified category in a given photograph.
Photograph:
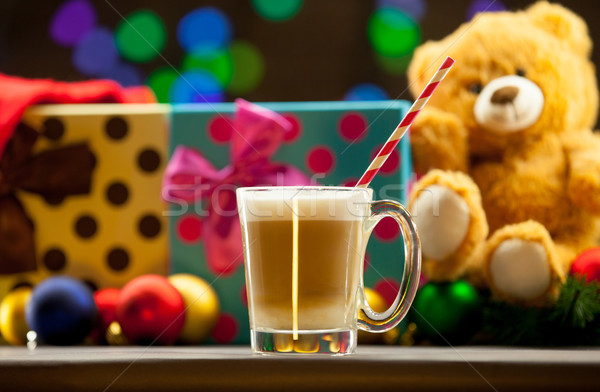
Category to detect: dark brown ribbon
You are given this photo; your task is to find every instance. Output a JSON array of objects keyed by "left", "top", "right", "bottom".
[{"left": 0, "top": 123, "right": 94, "bottom": 274}]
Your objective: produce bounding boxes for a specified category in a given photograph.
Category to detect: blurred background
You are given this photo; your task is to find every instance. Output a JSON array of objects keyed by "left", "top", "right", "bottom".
[{"left": 0, "top": 0, "right": 598, "bottom": 109}]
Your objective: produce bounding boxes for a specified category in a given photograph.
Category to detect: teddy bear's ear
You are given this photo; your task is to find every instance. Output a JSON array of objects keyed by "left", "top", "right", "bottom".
[{"left": 526, "top": 1, "right": 591, "bottom": 57}]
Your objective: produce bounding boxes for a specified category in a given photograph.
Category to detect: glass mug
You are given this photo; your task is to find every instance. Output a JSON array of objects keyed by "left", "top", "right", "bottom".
[{"left": 237, "top": 186, "right": 421, "bottom": 355}]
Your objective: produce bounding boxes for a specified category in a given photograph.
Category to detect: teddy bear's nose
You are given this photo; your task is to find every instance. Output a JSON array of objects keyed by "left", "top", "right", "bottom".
[{"left": 490, "top": 86, "right": 520, "bottom": 104}]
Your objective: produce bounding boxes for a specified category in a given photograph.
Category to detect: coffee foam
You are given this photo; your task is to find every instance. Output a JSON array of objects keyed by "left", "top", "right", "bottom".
[{"left": 238, "top": 189, "right": 372, "bottom": 221}]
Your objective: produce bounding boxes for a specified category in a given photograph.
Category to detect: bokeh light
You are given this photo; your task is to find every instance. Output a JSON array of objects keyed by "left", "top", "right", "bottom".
[
  {"left": 177, "top": 7, "right": 232, "bottom": 53},
  {"left": 49, "top": 0, "right": 96, "bottom": 47},
  {"left": 114, "top": 10, "right": 166, "bottom": 63},
  {"left": 306, "top": 146, "right": 336, "bottom": 175},
  {"left": 375, "top": 52, "right": 413, "bottom": 75},
  {"left": 169, "top": 71, "right": 225, "bottom": 103},
  {"left": 103, "top": 63, "right": 143, "bottom": 87},
  {"left": 147, "top": 67, "right": 179, "bottom": 103},
  {"left": 227, "top": 41, "right": 265, "bottom": 95},
  {"left": 376, "top": 0, "right": 427, "bottom": 21},
  {"left": 344, "top": 83, "right": 389, "bottom": 101},
  {"left": 51, "top": 2, "right": 428, "bottom": 101},
  {"left": 73, "top": 27, "right": 118, "bottom": 76},
  {"left": 466, "top": 0, "right": 507, "bottom": 20},
  {"left": 368, "top": 8, "right": 421, "bottom": 58},
  {"left": 338, "top": 113, "right": 367, "bottom": 142},
  {"left": 251, "top": 0, "right": 304, "bottom": 22},
  {"left": 182, "top": 49, "right": 233, "bottom": 88}
]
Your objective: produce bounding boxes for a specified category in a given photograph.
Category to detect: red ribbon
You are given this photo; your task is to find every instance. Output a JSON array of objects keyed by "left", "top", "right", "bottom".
[{"left": 163, "top": 99, "right": 312, "bottom": 276}]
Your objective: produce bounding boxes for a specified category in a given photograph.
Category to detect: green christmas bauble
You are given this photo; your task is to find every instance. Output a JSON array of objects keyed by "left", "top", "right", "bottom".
[{"left": 412, "top": 280, "right": 482, "bottom": 344}]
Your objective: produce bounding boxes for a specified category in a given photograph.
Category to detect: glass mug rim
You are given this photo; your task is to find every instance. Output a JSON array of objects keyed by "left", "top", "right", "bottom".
[
  {"left": 237, "top": 186, "right": 374, "bottom": 220},
  {"left": 237, "top": 185, "right": 373, "bottom": 192}
]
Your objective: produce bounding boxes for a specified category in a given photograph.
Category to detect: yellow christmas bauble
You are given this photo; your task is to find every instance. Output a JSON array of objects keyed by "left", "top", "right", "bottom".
[
  {"left": 0, "top": 287, "right": 32, "bottom": 345},
  {"left": 168, "top": 274, "right": 220, "bottom": 344},
  {"left": 358, "top": 287, "right": 389, "bottom": 344}
]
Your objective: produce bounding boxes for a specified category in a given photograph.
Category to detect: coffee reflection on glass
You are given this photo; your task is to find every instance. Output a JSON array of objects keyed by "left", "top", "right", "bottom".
[{"left": 237, "top": 186, "right": 420, "bottom": 355}]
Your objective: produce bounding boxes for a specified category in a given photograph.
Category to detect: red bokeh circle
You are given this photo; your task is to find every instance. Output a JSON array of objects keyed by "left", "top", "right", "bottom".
[
  {"left": 306, "top": 146, "right": 336, "bottom": 175},
  {"left": 211, "top": 313, "right": 238, "bottom": 344},
  {"left": 240, "top": 284, "right": 248, "bottom": 307},
  {"left": 177, "top": 215, "right": 203, "bottom": 244},
  {"left": 374, "top": 216, "right": 400, "bottom": 242},
  {"left": 370, "top": 145, "right": 400, "bottom": 175},
  {"left": 342, "top": 177, "right": 359, "bottom": 187},
  {"left": 208, "top": 115, "right": 234, "bottom": 144},
  {"left": 338, "top": 112, "right": 367, "bottom": 143},
  {"left": 282, "top": 113, "right": 302, "bottom": 143},
  {"left": 374, "top": 278, "right": 400, "bottom": 307}
]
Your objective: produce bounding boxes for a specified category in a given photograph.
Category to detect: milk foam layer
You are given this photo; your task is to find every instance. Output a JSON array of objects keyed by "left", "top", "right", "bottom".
[{"left": 238, "top": 188, "right": 372, "bottom": 221}]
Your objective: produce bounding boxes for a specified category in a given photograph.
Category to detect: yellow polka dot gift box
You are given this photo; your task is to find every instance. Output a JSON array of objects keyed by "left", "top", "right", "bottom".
[{"left": 0, "top": 104, "right": 169, "bottom": 297}]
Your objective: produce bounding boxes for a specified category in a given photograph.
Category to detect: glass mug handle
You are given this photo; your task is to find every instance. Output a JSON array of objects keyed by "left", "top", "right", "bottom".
[{"left": 358, "top": 200, "right": 422, "bottom": 332}]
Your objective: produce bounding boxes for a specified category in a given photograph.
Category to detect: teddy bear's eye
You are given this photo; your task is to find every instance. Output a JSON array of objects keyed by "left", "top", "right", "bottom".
[
  {"left": 468, "top": 82, "right": 483, "bottom": 94},
  {"left": 516, "top": 68, "right": 526, "bottom": 77}
]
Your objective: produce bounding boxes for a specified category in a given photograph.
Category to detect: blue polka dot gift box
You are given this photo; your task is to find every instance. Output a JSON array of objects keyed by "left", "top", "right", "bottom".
[
  {"left": 167, "top": 100, "right": 413, "bottom": 344},
  {"left": 0, "top": 104, "right": 169, "bottom": 298}
]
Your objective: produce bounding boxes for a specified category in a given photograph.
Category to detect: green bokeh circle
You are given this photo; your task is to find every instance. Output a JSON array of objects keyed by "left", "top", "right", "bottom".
[
  {"left": 227, "top": 41, "right": 265, "bottom": 95},
  {"left": 251, "top": 0, "right": 303, "bottom": 21},
  {"left": 368, "top": 8, "right": 421, "bottom": 58},
  {"left": 375, "top": 53, "right": 413, "bottom": 75},
  {"left": 147, "top": 67, "right": 178, "bottom": 103},
  {"left": 115, "top": 10, "right": 166, "bottom": 63},
  {"left": 182, "top": 50, "right": 233, "bottom": 88}
]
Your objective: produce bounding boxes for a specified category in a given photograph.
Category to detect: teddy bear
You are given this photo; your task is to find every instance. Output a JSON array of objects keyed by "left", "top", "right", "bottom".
[{"left": 406, "top": 1, "right": 600, "bottom": 305}]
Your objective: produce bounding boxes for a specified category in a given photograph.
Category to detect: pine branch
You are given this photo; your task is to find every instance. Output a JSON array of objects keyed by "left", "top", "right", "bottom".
[
  {"left": 549, "top": 276, "right": 600, "bottom": 329},
  {"left": 482, "top": 302, "right": 544, "bottom": 346},
  {"left": 482, "top": 277, "right": 600, "bottom": 346}
]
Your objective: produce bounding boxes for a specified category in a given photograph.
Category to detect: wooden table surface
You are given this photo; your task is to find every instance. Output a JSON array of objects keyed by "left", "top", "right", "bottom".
[{"left": 1, "top": 345, "right": 599, "bottom": 391}]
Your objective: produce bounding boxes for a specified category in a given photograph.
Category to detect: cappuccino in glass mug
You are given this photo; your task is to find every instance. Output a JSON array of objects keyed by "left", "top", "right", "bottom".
[{"left": 237, "top": 186, "right": 420, "bottom": 355}]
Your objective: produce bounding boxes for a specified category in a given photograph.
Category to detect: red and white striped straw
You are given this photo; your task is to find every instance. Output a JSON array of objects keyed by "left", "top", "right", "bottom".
[{"left": 355, "top": 56, "right": 455, "bottom": 188}]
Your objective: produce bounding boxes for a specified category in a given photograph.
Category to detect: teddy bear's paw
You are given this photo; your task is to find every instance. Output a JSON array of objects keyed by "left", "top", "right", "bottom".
[
  {"left": 411, "top": 184, "right": 470, "bottom": 261},
  {"left": 482, "top": 220, "right": 565, "bottom": 304},
  {"left": 488, "top": 238, "right": 551, "bottom": 301},
  {"left": 409, "top": 170, "right": 489, "bottom": 281}
]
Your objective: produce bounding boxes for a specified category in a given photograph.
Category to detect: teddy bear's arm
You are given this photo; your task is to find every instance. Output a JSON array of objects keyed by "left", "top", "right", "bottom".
[
  {"left": 564, "top": 131, "right": 600, "bottom": 214},
  {"left": 410, "top": 106, "right": 468, "bottom": 175}
]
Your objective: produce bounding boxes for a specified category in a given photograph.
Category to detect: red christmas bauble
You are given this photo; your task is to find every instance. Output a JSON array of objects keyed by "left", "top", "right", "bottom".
[
  {"left": 95, "top": 288, "right": 120, "bottom": 331},
  {"left": 571, "top": 247, "right": 600, "bottom": 284},
  {"left": 116, "top": 275, "right": 186, "bottom": 345},
  {"left": 90, "top": 287, "right": 120, "bottom": 343}
]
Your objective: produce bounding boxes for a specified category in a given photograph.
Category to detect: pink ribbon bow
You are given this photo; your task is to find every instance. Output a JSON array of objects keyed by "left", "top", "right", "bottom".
[{"left": 163, "top": 99, "right": 312, "bottom": 276}]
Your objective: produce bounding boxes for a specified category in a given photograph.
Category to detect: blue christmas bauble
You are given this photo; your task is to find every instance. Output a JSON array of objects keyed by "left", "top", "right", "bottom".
[{"left": 25, "top": 276, "right": 97, "bottom": 345}]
